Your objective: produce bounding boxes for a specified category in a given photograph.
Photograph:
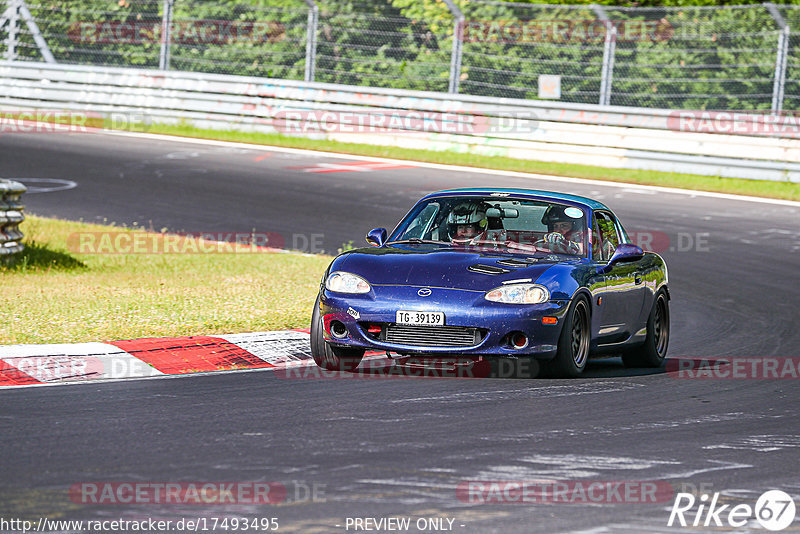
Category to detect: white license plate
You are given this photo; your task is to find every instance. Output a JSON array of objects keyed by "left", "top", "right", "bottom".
[{"left": 395, "top": 310, "right": 445, "bottom": 326}]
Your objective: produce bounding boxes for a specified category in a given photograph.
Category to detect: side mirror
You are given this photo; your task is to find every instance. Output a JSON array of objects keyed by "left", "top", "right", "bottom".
[
  {"left": 366, "top": 227, "right": 388, "bottom": 247},
  {"left": 600, "top": 243, "right": 644, "bottom": 272}
]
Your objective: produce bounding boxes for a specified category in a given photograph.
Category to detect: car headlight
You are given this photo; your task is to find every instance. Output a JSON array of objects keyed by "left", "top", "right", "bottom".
[
  {"left": 325, "top": 271, "right": 371, "bottom": 294},
  {"left": 485, "top": 284, "right": 549, "bottom": 304}
]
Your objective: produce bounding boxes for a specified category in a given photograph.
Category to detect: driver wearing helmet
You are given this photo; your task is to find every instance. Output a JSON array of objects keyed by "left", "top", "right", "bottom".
[
  {"left": 447, "top": 201, "right": 489, "bottom": 244},
  {"left": 540, "top": 205, "right": 585, "bottom": 255}
]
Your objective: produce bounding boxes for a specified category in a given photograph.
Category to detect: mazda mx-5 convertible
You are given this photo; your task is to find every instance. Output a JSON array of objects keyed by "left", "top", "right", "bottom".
[{"left": 310, "top": 188, "right": 669, "bottom": 377}]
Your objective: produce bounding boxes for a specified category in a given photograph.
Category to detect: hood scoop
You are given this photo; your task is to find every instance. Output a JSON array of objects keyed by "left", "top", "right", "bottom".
[
  {"left": 496, "top": 258, "right": 536, "bottom": 268},
  {"left": 468, "top": 264, "right": 513, "bottom": 275}
]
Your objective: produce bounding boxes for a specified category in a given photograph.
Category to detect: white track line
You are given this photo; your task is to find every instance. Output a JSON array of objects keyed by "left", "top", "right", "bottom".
[{"left": 104, "top": 129, "right": 800, "bottom": 208}]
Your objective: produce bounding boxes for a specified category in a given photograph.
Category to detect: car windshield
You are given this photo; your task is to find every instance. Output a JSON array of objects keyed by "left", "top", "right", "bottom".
[{"left": 389, "top": 195, "right": 589, "bottom": 258}]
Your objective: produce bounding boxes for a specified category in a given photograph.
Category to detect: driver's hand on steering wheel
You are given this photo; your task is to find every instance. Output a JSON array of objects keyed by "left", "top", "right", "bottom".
[{"left": 544, "top": 232, "right": 580, "bottom": 254}]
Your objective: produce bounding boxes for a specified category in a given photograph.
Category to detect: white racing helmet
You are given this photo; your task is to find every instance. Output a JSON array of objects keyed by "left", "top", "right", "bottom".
[{"left": 447, "top": 201, "right": 488, "bottom": 239}]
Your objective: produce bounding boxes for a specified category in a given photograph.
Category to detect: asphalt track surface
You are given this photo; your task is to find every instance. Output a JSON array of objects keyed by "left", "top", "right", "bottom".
[{"left": 2, "top": 132, "right": 800, "bottom": 533}]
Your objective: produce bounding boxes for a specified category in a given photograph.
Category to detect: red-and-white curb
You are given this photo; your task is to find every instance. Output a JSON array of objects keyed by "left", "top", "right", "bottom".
[{"left": 0, "top": 330, "right": 327, "bottom": 387}]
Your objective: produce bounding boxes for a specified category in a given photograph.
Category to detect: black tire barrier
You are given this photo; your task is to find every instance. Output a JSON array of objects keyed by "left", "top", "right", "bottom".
[{"left": 0, "top": 179, "right": 26, "bottom": 257}]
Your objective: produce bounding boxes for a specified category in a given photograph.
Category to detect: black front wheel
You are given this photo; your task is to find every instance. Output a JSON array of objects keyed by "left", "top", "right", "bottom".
[
  {"left": 310, "top": 295, "right": 364, "bottom": 372},
  {"left": 548, "top": 296, "right": 591, "bottom": 378}
]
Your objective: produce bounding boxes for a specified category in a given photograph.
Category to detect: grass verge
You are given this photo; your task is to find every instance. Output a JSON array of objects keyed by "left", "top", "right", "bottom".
[
  {"left": 0, "top": 216, "right": 330, "bottom": 345},
  {"left": 143, "top": 123, "right": 800, "bottom": 202}
]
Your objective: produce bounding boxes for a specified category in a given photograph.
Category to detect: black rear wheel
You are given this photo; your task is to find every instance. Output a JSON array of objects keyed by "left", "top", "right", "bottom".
[
  {"left": 310, "top": 295, "right": 364, "bottom": 372},
  {"left": 622, "top": 291, "right": 669, "bottom": 368}
]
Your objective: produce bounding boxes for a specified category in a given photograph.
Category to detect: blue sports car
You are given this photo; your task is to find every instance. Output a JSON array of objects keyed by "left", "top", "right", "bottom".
[{"left": 310, "top": 188, "right": 669, "bottom": 377}]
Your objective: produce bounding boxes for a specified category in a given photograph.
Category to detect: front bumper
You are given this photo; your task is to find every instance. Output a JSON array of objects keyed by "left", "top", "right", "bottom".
[{"left": 320, "top": 285, "right": 569, "bottom": 359}]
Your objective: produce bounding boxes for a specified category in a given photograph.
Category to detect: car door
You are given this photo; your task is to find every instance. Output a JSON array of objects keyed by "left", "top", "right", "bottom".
[{"left": 593, "top": 211, "right": 645, "bottom": 342}]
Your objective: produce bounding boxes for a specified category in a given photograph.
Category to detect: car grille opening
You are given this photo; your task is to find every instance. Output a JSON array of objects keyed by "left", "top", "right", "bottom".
[{"left": 384, "top": 324, "right": 485, "bottom": 348}]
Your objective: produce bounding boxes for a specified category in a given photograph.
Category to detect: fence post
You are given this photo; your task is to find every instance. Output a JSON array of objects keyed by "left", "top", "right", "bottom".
[
  {"left": 765, "top": 3, "right": 790, "bottom": 115},
  {"left": 442, "top": 0, "right": 464, "bottom": 94},
  {"left": 4, "top": 0, "right": 20, "bottom": 61},
  {"left": 18, "top": 0, "right": 55, "bottom": 63},
  {"left": 304, "top": 0, "right": 318, "bottom": 83},
  {"left": 592, "top": 5, "right": 616, "bottom": 107},
  {"left": 159, "top": 0, "right": 174, "bottom": 71}
]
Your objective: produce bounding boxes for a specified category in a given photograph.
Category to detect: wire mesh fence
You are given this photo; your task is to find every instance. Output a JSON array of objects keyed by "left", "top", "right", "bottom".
[
  {"left": 458, "top": 2, "right": 605, "bottom": 103},
  {"left": 0, "top": 0, "right": 797, "bottom": 113},
  {"left": 315, "top": 0, "right": 452, "bottom": 91},
  {"left": 604, "top": 5, "right": 781, "bottom": 110},
  {"left": 781, "top": 5, "right": 800, "bottom": 112},
  {"left": 169, "top": 1, "right": 311, "bottom": 79}
]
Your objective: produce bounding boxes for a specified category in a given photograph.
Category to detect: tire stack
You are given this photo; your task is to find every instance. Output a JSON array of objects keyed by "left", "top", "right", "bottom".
[{"left": 0, "top": 179, "right": 27, "bottom": 257}]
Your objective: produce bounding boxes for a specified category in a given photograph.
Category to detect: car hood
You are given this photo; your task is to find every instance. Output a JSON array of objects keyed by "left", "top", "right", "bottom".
[{"left": 336, "top": 244, "right": 576, "bottom": 292}]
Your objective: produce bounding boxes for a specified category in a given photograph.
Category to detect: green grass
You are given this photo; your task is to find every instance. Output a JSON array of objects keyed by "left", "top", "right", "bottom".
[
  {"left": 143, "top": 123, "right": 800, "bottom": 202},
  {"left": 0, "top": 216, "right": 331, "bottom": 345}
]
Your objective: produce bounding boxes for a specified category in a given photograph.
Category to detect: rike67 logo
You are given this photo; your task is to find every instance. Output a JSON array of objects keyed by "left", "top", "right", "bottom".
[{"left": 668, "top": 490, "right": 796, "bottom": 531}]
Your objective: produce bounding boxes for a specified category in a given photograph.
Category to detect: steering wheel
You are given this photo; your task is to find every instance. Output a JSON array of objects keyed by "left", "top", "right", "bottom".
[{"left": 533, "top": 233, "right": 580, "bottom": 255}]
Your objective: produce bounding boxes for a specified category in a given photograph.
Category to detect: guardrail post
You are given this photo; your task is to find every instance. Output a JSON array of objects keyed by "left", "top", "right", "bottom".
[
  {"left": 592, "top": 5, "right": 616, "bottom": 106},
  {"left": 304, "top": 0, "right": 318, "bottom": 83},
  {"left": 0, "top": 179, "right": 27, "bottom": 258},
  {"left": 765, "top": 3, "right": 790, "bottom": 115},
  {"left": 159, "top": 0, "right": 174, "bottom": 71},
  {"left": 442, "top": 0, "right": 464, "bottom": 94}
]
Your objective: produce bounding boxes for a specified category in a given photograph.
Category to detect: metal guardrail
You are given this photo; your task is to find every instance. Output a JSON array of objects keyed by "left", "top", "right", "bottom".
[
  {"left": 0, "top": 61, "right": 799, "bottom": 182},
  {"left": 0, "top": 178, "right": 26, "bottom": 257}
]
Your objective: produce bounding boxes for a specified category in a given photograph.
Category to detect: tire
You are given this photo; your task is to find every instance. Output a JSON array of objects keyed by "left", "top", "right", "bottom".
[
  {"left": 622, "top": 290, "right": 669, "bottom": 368},
  {"left": 310, "top": 295, "right": 364, "bottom": 372},
  {"left": 548, "top": 295, "right": 591, "bottom": 378}
]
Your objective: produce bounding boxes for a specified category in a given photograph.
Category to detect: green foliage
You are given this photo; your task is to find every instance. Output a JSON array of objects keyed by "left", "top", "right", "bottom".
[
  {"left": 337, "top": 240, "right": 357, "bottom": 254},
  {"left": 516, "top": 0, "right": 800, "bottom": 6},
  {"left": 20, "top": 0, "right": 163, "bottom": 67},
  {"left": 604, "top": 6, "right": 781, "bottom": 110},
  {"left": 170, "top": 0, "right": 309, "bottom": 78},
  {"left": 313, "top": 0, "right": 450, "bottom": 90},
  {"left": 3, "top": 0, "right": 797, "bottom": 110}
]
